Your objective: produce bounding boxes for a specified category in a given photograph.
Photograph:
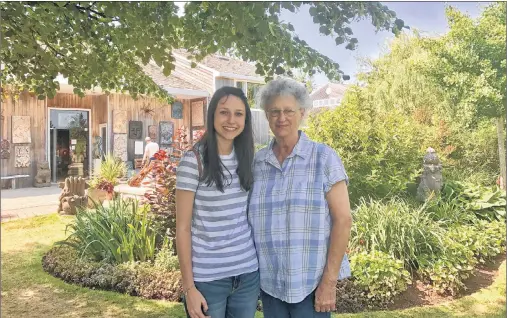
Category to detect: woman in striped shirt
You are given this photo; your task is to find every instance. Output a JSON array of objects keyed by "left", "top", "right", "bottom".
[{"left": 175, "top": 87, "right": 259, "bottom": 318}]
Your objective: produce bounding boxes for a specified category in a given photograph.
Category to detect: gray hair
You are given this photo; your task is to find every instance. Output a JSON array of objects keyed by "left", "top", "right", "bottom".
[{"left": 256, "top": 77, "right": 313, "bottom": 112}]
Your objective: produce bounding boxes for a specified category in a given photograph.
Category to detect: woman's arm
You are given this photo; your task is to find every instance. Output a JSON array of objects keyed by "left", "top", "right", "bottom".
[
  {"left": 315, "top": 180, "right": 353, "bottom": 312},
  {"left": 175, "top": 189, "right": 196, "bottom": 291},
  {"left": 322, "top": 180, "right": 352, "bottom": 283}
]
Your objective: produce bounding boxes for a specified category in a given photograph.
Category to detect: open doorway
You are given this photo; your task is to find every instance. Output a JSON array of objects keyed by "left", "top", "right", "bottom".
[{"left": 48, "top": 109, "right": 91, "bottom": 183}]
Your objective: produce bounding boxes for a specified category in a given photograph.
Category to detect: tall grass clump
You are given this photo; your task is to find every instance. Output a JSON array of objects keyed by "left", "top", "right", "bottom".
[
  {"left": 100, "top": 155, "right": 127, "bottom": 183},
  {"left": 57, "top": 198, "right": 160, "bottom": 264},
  {"left": 350, "top": 198, "right": 446, "bottom": 270}
]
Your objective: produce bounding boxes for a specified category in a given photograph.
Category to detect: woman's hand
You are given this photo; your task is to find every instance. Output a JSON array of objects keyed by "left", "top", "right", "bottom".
[
  {"left": 314, "top": 279, "right": 337, "bottom": 313},
  {"left": 186, "top": 287, "right": 210, "bottom": 318}
]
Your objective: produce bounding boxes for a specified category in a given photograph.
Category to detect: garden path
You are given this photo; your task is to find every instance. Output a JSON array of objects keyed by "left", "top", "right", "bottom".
[{"left": 1, "top": 186, "right": 60, "bottom": 222}]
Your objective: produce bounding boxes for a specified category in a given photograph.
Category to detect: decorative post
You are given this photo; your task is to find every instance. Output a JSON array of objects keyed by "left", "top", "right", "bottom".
[{"left": 417, "top": 147, "right": 444, "bottom": 201}]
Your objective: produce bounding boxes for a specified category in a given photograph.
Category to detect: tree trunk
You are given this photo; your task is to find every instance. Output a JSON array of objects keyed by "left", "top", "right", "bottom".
[{"left": 496, "top": 117, "right": 506, "bottom": 189}]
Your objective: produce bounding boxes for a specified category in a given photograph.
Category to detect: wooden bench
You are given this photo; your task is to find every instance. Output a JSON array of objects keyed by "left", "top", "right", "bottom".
[{"left": 1, "top": 174, "right": 30, "bottom": 189}]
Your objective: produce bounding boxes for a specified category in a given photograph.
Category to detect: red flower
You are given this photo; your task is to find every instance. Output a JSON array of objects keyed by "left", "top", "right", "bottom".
[
  {"left": 97, "top": 179, "right": 114, "bottom": 194},
  {"left": 153, "top": 149, "right": 168, "bottom": 161}
]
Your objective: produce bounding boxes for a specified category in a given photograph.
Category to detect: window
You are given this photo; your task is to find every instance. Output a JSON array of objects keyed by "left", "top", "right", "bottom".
[
  {"left": 236, "top": 81, "right": 245, "bottom": 92},
  {"left": 234, "top": 81, "right": 262, "bottom": 108}
]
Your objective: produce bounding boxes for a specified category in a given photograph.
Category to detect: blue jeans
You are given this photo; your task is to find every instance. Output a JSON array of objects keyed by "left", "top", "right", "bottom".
[
  {"left": 184, "top": 270, "right": 260, "bottom": 318},
  {"left": 260, "top": 289, "right": 330, "bottom": 318}
]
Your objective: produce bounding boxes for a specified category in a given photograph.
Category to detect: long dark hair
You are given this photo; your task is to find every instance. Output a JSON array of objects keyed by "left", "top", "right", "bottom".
[{"left": 195, "top": 86, "right": 254, "bottom": 192}]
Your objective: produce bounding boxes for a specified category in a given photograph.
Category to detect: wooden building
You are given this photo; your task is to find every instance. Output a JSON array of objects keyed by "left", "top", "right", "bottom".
[
  {"left": 1, "top": 51, "right": 272, "bottom": 189},
  {"left": 1, "top": 74, "right": 208, "bottom": 189}
]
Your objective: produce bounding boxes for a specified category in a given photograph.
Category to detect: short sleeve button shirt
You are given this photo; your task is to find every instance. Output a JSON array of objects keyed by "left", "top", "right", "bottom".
[{"left": 248, "top": 131, "right": 351, "bottom": 303}]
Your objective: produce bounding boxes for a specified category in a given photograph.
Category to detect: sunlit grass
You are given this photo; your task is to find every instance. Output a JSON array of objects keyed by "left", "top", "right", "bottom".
[{"left": 1, "top": 214, "right": 505, "bottom": 317}]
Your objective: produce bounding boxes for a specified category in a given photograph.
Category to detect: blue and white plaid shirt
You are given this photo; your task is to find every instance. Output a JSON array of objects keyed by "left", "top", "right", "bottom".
[{"left": 248, "top": 131, "right": 351, "bottom": 303}]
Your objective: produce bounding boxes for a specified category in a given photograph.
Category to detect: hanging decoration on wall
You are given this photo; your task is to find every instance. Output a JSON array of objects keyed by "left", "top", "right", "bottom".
[
  {"left": 148, "top": 125, "right": 157, "bottom": 140},
  {"left": 128, "top": 121, "right": 143, "bottom": 140},
  {"left": 12, "top": 115, "right": 31, "bottom": 144},
  {"left": 159, "top": 121, "right": 174, "bottom": 145},
  {"left": 113, "top": 134, "right": 128, "bottom": 161},
  {"left": 1, "top": 139, "right": 10, "bottom": 159},
  {"left": 191, "top": 100, "right": 205, "bottom": 127},
  {"left": 112, "top": 110, "right": 127, "bottom": 133},
  {"left": 171, "top": 101, "right": 183, "bottom": 119},
  {"left": 14, "top": 145, "right": 30, "bottom": 167},
  {"left": 141, "top": 101, "right": 155, "bottom": 116}
]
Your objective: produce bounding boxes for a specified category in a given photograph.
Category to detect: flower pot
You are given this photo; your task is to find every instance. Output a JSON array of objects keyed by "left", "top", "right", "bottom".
[
  {"left": 87, "top": 188, "right": 108, "bottom": 208},
  {"left": 106, "top": 192, "right": 114, "bottom": 200}
]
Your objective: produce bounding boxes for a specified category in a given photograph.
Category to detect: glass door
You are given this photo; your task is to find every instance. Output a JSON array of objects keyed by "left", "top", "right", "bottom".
[{"left": 49, "top": 109, "right": 90, "bottom": 182}]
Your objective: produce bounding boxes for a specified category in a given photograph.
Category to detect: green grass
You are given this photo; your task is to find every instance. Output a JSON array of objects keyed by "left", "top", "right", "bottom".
[{"left": 1, "top": 214, "right": 505, "bottom": 317}]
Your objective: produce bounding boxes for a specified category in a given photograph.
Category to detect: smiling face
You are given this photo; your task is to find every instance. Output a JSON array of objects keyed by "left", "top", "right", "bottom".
[
  {"left": 214, "top": 95, "right": 246, "bottom": 143},
  {"left": 266, "top": 95, "right": 305, "bottom": 139}
]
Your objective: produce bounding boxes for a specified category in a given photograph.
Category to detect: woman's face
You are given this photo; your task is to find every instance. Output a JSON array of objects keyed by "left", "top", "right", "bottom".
[
  {"left": 266, "top": 95, "right": 304, "bottom": 139},
  {"left": 214, "top": 95, "right": 246, "bottom": 142}
]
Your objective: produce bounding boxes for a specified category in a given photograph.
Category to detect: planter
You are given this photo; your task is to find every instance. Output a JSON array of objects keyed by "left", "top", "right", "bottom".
[{"left": 87, "top": 188, "right": 108, "bottom": 207}]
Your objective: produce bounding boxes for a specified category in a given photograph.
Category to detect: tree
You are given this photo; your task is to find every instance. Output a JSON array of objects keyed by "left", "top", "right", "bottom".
[
  {"left": 332, "top": 28, "right": 500, "bottom": 184},
  {"left": 420, "top": 4, "right": 506, "bottom": 188},
  {"left": 1, "top": 2, "right": 406, "bottom": 101},
  {"left": 357, "top": 32, "right": 450, "bottom": 123},
  {"left": 292, "top": 69, "right": 316, "bottom": 93}
]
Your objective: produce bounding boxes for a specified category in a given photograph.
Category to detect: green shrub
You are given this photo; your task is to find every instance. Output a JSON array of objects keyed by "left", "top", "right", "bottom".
[
  {"left": 42, "top": 245, "right": 182, "bottom": 301},
  {"left": 444, "top": 167, "right": 498, "bottom": 188},
  {"left": 441, "top": 181, "right": 506, "bottom": 221},
  {"left": 418, "top": 237, "right": 477, "bottom": 296},
  {"left": 418, "top": 220, "right": 506, "bottom": 296},
  {"left": 350, "top": 198, "right": 446, "bottom": 269},
  {"left": 425, "top": 195, "right": 478, "bottom": 225},
  {"left": 447, "top": 220, "right": 506, "bottom": 264},
  {"left": 154, "top": 240, "right": 180, "bottom": 271},
  {"left": 305, "top": 95, "right": 424, "bottom": 205},
  {"left": 350, "top": 251, "right": 411, "bottom": 306},
  {"left": 57, "top": 198, "right": 159, "bottom": 264},
  {"left": 446, "top": 120, "right": 500, "bottom": 181}
]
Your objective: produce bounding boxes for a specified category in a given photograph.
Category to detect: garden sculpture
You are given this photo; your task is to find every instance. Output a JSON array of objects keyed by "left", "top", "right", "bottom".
[
  {"left": 58, "top": 176, "right": 88, "bottom": 215},
  {"left": 417, "top": 147, "right": 443, "bottom": 201},
  {"left": 33, "top": 161, "right": 51, "bottom": 187}
]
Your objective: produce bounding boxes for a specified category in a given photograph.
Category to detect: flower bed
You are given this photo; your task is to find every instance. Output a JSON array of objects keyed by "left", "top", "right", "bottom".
[{"left": 42, "top": 244, "right": 182, "bottom": 301}]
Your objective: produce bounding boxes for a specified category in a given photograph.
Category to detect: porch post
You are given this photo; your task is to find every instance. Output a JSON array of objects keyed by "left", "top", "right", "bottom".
[{"left": 106, "top": 94, "right": 110, "bottom": 155}]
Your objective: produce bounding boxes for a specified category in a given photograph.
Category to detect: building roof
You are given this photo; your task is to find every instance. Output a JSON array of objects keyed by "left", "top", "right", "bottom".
[
  {"left": 142, "top": 62, "right": 203, "bottom": 91},
  {"left": 310, "top": 82, "right": 348, "bottom": 101},
  {"left": 173, "top": 49, "right": 259, "bottom": 78}
]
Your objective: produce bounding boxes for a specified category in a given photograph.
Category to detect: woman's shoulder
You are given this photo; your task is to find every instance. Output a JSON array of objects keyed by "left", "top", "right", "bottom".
[
  {"left": 305, "top": 138, "right": 342, "bottom": 161},
  {"left": 253, "top": 146, "right": 269, "bottom": 163}
]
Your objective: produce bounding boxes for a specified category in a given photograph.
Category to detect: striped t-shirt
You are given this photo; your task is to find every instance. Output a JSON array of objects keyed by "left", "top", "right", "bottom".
[{"left": 175, "top": 148, "right": 258, "bottom": 282}]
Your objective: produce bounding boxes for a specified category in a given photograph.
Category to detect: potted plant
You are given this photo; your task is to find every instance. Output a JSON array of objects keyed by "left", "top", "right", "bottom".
[
  {"left": 87, "top": 155, "right": 127, "bottom": 205},
  {"left": 97, "top": 179, "right": 115, "bottom": 200}
]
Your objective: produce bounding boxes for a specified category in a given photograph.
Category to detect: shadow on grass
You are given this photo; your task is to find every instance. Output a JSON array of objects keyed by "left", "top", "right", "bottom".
[{"left": 1, "top": 243, "right": 187, "bottom": 318}]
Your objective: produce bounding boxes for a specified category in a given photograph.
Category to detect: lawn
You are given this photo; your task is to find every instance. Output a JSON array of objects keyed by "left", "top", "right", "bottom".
[{"left": 1, "top": 214, "right": 505, "bottom": 318}]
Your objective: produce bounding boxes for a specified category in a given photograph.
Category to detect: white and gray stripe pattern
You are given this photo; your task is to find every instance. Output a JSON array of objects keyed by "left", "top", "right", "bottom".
[{"left": 176, "top": 149, "right": 258, "bottom": 282}]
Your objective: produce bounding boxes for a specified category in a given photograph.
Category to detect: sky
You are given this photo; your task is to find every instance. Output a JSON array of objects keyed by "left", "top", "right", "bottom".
[{"left": 280, "top": 2, "right": 491, "bottom": 86}]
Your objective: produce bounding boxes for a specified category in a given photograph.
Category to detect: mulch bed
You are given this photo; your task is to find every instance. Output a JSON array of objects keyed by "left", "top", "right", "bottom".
[{"left": 389, "top": 253, "right": 505, "bottom": 310}]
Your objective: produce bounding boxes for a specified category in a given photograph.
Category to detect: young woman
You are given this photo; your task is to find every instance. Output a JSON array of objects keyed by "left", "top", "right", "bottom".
[{"left": 175, "top": 86, "right": 259, "bottom": 318}]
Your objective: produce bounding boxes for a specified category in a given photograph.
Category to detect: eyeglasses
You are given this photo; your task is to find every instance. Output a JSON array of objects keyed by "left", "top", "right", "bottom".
[{"left": 267, "top": 109, "right": 298, "bottom": 118}]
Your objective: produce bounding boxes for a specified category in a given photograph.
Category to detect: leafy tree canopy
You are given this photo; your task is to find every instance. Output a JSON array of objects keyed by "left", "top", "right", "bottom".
[
  {"left": 1, "top": 1, "right": 406, "bottom": 101},
  {"left": 420, "top": 3, "right": 506, "bottom": 125}
]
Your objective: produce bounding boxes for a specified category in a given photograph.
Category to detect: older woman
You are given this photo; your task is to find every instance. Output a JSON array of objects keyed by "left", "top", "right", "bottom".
[{"left": 248, "top": 78, "right": 352, "bottom": 318}]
